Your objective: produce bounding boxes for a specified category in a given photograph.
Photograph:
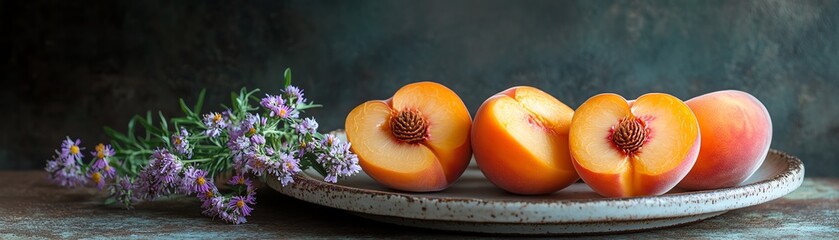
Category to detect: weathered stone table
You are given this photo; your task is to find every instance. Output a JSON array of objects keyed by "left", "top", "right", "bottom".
[{"left": 1, "top": 171, "right": 836, "bottom": 238}]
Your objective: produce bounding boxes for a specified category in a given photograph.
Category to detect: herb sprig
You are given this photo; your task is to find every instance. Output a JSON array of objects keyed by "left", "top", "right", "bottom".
[{"left": 44, "top": 68, "right": 360, "bottom": 224}]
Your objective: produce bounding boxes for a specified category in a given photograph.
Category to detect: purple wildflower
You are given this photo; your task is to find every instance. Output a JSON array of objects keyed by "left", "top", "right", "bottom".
[
  {"left": 91, "top": 158, "right": 107, "bottom": 171},
  {"left": 90, "top": 143, "right": 116, "bottom": 179},
  {"left": 283, "top": 85, "right": 306, "bottom": 105},
  {"left": 91, "top": 143, "right": 115, "bottom": 162},
  {"left": 192, "top": 170, "right": 211, "bottom": 194},
  {"left": 153, "top": 149, "right": 182, "bottom": 184},
  {"left": 89, "top": 171, "right": 106, "bottom": 190},
  {"left": 45, "top": 154, "right": 87, "bottom": 188},
  {"left": 88, "top": 156, "right": 116, "bottom": 189},
  {"left": 276, "top": 104, "right": 298, "bottom": 119},
  {"left": 246, "top": 113, "right": 267, "bottom": 127},
  {"left": 209, "top": 174, "right": 257, "bottom": 224},
  {"left": 246, "top": 154, "right": 271, "bottom": 176},
  {"left": 228, "top": 195, "right": 255, "bottom": 223},
  {"left": 135, "top": 149, "right": 183, "bottom": 200},
  {"left": 250, "top": 134, "right": 265, "bottom": 146},
  {"left": 321, "top": 134, "right": 339, "bottom": 148},
  {"left": 264, "top": 147, "right": 275, "bottom": 156},
  {"left": 181, "top": 167, "right": 211, "bottom": 194},
  {"left": 293, "top": 117, "right": 318, "bottom": 135},
  {"left": 110, "top": 176, "right": 135, "bottom": 209},
  {"left": 227, "top": 113, "right": 261, "bottom": 151},
  {"left": 316, "top": 135, "right": 361, "bottom": 183},
  {"left": 56, "top": 165, "right": 87, "bottom": 187},
  {"left": 45, "top": 138, "right": 88, "bottom": 188},
  {"left": 260, "top": 94, "right": 283, "bottom": 113},
  {"left": 134, "top": 169, "right": 162, "bottom": 200},
  {"left": 202, "top": 196, "right": 227, "bottom": 218},
  {"left": 227, "top": 174, "right": 253, "bottom": 188},
  {"left": 230, "top": 138, "right": 252, "bottom": 173},
  {"left": 227, "top": 115, "right": 265, "bottom": 173},
  {"left": 260, "top": 94, "right": 298, "bottom": 119},
  {"left": 45, "top": 158, "right": 59, "bottom": 174},
  {"left": 224, "top": 213, "right": 246, "bottom": 224},
  {"left": 202, "top": 112, "right": 228, "bottom": 137},
  {"left": 295, "top": 137, "right": 318, "bottom": 158},
  {"left": 171, "top": 127, "right": 192, "bottom": 159},
  {"left": 60, "top": 137, "right": 84, "bottom": 162},
  {"left": 271, "top": 152, "right": 301, "bottom": 186},
  {"left": 198, "top": 185, "right": 219, "bottom": 209},
  {"left": 228, "top": 128, "right": 251, "bottom": 152},
  {"left": 102, "top": 164, "right": 116, "bottom": 179}
]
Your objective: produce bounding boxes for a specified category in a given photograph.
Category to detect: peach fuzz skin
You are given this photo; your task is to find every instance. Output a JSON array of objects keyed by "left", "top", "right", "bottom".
[
  {"left": 569, "top": 93, "right": 700, "bottom": 198},
  {"left": 345, "top": 82, "right": 472, "bottom": 192},
  {"left": 678, "top": 90, "right": 772, "bottom": 190},
  {"left": 471, "top": 86, "right": 579, "bottom": 195}
]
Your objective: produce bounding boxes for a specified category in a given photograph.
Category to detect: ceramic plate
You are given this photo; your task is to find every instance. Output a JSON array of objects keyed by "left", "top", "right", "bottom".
[{"left": 265, "top": 135, "right": 804, "bottom": 235}]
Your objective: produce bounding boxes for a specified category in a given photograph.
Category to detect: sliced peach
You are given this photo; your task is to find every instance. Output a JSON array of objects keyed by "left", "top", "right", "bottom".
[
  {"left": 345, "top": 82, "right": 472, "bottom": 192},
  {"left": 472, "top": 86, "right": 579, "bottom": 195},
  {"left": 569, "top": 93, "right": 700, "bottom": 197},
  {"left": 678, "top": 90, "right": 772, "bottom": 190}
]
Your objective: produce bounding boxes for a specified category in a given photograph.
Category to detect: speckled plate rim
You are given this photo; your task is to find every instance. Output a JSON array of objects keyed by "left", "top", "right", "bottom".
[
  {"left": 350, "top": 210, "right": 729, "bottom": 235},
  {"left": 265, "top": 149, "right": 804, "bottom": 224}
]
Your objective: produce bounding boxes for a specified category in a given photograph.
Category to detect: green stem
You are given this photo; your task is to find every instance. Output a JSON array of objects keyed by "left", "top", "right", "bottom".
[
  {"left": 181, "top": 158, "right": 213, "bottom": 163},
  {"left": 113, "top": 162, "right": 133, "bottom": 177},
  {"left": 193, "top": 145, "right": 221, "bottom": 149},
  {"left": 123, "top": 150, "right": 154, "bottom": 155}
]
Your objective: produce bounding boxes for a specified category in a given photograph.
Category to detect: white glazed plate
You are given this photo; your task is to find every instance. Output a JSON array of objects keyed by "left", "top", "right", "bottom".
[{"left": 266, "top": 141, "right": 804, "bottom": 235}]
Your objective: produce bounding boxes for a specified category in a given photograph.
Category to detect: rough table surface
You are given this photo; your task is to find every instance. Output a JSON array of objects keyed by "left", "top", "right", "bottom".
[{"left": 1, "top": 171, "right": 837, "bottom": 239}]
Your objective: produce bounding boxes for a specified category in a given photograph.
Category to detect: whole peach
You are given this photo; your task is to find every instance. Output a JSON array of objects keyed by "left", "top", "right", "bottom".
[
  {"left": 472, "top": 86, "right": 579, "bottom": 195},
  {"left": 678, "top": 90, "right": 772, "bottom": 190}
]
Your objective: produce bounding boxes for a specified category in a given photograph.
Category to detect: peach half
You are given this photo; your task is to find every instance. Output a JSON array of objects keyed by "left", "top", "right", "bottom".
[
  {"left": 345, "top": 82, "right": 472, "bottom": 192},
  {"left": 678, "top": 90, "right": 772, "bottom": 190},
  {"left": 472, "top": 86, "right": 579, "bottom": 195},
  {"left": 569, "top": 93, "right": 700, "bottom": 197}
]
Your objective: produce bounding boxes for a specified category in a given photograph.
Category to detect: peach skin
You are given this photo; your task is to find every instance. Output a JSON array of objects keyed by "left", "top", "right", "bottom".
[
  {"left": 678, "top": 90, "right": 772, "bottom": 190},
  {"left": 472, "top": 86, "right": 579, "bottom": 195}
]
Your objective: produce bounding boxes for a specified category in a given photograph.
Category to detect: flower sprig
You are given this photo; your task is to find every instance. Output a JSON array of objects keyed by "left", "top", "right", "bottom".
[{"left": 44, "top": 68, "right": 361, "bottom": 224}]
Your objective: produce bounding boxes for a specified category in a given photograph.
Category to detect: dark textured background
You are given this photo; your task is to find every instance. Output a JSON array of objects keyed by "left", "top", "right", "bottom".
[{"left": 3, "top": 0, "right": 838, "bottom": 176}]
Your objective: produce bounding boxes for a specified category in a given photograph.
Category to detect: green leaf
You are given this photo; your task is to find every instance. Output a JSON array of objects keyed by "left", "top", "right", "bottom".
[
  {"left": 248, "top": 94, "right": 261, "bottom": 103},
  {"left": 103, "top": 197, "right": 117, "bottom": 205},
  {"left": 159, "top": 135, "right": 169, "bottom": 146},
  {"left": 135, "top": 115, "right": 162, "bottom": 134},
  {"left": 246, "top": 88, "right": 260, "bottom": 97},
  {"left": 158, "top": 111, "right": 169, "bottom": 137},
  {"left": 284, "top": 68, "right": 292, "bottom": 87},
  {"left": 179, "top": 98, "right": 194, "bottom": 116},
  {"left": 194, "top": 89, "right": 206, "bottom": 115},
  {"left": 127, "top": 117, "right": 136, "bottom": 141},
  {"left": 231, "top": 92, "right": 240, "bottom": 113},
  {"left": 296, "top": 103, "right": 323, "bottom": 111},
  {"left": 171, "top": 118, "right": 193, "bottom": 125},
  {"left": 104, "top": 126, "right": 132, "bottom": 144},
  {"left": 310, "top": 160, "right": 328, "bottom": 177},
  {"left": 145, "top": 111, "right": 153, "bottom": 140}
]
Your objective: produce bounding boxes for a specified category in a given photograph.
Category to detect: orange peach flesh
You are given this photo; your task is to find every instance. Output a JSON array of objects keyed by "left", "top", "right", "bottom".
[
  {"left": 472, "top": 87, "right": 578, "bottom": 195},
  {"left": 345, "top": 82, "right": 472, "bottom": 192},
  {"left": 391, "top": 83, "right": 473, "bottom": 183},
  {"left": 570, "top": 93, "right": 700, "bottom": 197},
  {"left": 678, "top": 90, "right": 772, "bottom": 190}
]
